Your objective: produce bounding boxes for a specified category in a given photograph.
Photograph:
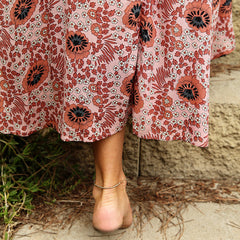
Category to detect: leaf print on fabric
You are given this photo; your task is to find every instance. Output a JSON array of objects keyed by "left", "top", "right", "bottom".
[
  {"left": 152, "top": 67, "right": 170, "bottom": 94},
  {"left": 0, "top": 29, "right": 13, "bottom": 49},
  {"left": 97, "top": 35, "right": 117, "bottom": 65},
  {"left": 99, "top": 104, "right": 116, "bottom": 129},
  {"left": 50, "top": 53, "right": 66, "bottom": 75},
  {"left": 11, "top": 96, "right": 27, "bottom": 115},
  {"left": 160, "top": 0, "right": 178, "bottom": 18}
]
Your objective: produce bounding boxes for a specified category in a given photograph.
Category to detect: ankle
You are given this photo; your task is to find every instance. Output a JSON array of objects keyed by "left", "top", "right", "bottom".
[
  {"left": 93, "top": 176, "right": 127, "bottom": 200},
  {"left": 94, "top": 171, "right": 126, "bottom": 188}
]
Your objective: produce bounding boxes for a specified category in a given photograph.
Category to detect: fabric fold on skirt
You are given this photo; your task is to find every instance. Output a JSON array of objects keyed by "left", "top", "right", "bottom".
[{"left": 0, "top": 0, "right": 236, "bottom": 147}]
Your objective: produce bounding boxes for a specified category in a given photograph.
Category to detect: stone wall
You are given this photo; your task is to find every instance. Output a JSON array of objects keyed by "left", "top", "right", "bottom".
[
  {"left": 138, "top": 87, "right": 240, "bottom": 180},
  {"left": 74, "top": 1, "right": 240, "bottom": 180}
]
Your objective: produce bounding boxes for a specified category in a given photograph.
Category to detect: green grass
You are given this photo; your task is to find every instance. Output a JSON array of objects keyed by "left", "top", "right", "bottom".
[{"left": 0, "top": 128, "right": 85, "bottom": 240}]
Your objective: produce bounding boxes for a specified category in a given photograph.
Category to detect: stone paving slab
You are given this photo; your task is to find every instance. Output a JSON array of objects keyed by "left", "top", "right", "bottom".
[{"left": 13, "top": 202, "right": 240, "bottom": 240}]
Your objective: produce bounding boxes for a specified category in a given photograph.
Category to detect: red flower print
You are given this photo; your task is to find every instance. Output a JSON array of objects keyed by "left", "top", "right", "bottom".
[
  {"left": 139, "top": 16, "right": 156, "bottom": 47},
  {"left": 171, "top": 24, "right": 182, "bottom": 37},
  {"left": 122, "top": 1, "right": 142, "bottom": 30},
  {"left": 66, "top": 31, "right": 91, "bottom": 60},
  {"left": 120, "top": 72, "right": 135, "bottom": 96},
  {"left": 52, "top": 80, "right": 61, "bottom": 91},
  {"left": 184, "top": 1, "right": 212, "bottom": 33},
  {"left": 22, "top": 60, "right": 49, "bottom": 92},
  {"left": 10, "top": 0, "right": 38, "bottom": 26},
  {"left": 87, "top": 9, "right": 97, "bottom": 19},
  {"left": 219, "top": 0, "right": 232, "bottom": 17},
  {"left": 176, "top": 76, "right": 206, "bottom": 106},
  {"left": 41, "top": 11, "right": 49, "bottom": 24},
  {"left": 0, "top": 80, "right": 8, "bottom": 91},
  {"left": 0, "top": 97, "right": 4, "bottom": 112},
  {"left": 88, "top": 83, "right": 101, "bottom": 94},
  {"left": 64, "top": 104, "right": 93, "bottom": 130},
  {"left": 162, "top": 96, "right": 173, "bottom": 107},
  {"left": 164, "top": 110, "right": 173, "bottom": 120},
  {"left": 175, "top": 40, "right": 184, "bottom": 50},
  {"left": 53, "top": 93, "right": 61, "bottom": 102},
  {"left": 0, "top": 0, "right": 236, "bottom": 147},
  {"left": 40, "top": 27, "right": 49, "bottom": 37},
  {"left": 91, "top": 23, "right": 102, "bottom": 36},
  {"left": 92, "top": 95, "right": 103, "bottom": 107}
]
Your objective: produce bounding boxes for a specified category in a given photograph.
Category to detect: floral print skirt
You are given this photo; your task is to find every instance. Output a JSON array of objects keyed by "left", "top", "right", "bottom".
[{"left": 0, "top": 0, "right": 235, "bottom": 147}]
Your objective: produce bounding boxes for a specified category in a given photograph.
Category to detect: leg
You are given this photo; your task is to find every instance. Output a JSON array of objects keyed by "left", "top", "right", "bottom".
[{"left": 92, "top": 126, "right": 132, "bottom": 232}]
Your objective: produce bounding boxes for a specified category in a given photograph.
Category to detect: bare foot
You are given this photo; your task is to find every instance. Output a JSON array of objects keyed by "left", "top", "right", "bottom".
[{"left": 92, "top": 179, "right": 132, "bottom": 232}]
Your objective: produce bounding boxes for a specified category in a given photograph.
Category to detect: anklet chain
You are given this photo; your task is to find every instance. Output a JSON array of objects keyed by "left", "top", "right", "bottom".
[{"left": 94, "top": 180, "right": 126, "bottom": 189}]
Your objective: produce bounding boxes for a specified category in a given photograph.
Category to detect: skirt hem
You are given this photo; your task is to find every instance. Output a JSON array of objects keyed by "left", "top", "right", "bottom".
[{"left": 211, "top": 48, "right": 236, "bottom": 61}]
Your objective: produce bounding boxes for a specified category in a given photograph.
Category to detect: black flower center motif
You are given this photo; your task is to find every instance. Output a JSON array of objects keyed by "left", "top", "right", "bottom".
[
  {"left": 223, "top": 0, "right": 232, "bottom": 6},
  {"left": 126, "top": 75, "right": 135, "bottom": 94},
  {"left": 132, "top": 89, "right": 139, "bottom": 105},
  {"left": 15, "top": 0, "right": 33, "bottom": 20},
  {"left": 67, "top": 34, "right": 88, "bottom": 53},
  {"left": 186, "top": 10, "right": 210, "bottom": 29},
  {"left": 128, "top": 4, "right": 142, "bottom": 27},
  {"left": 27, "top": 64, "right": 44, "bottom": 86},
  {"left": 213, "top": 0, "right": 220, "bottom": 8},
  {"left": 193, "top": 16, "right": 203, "bottom": 24},
  {"left": 68, "top": 106, "right": 91, "bottom": 123},
  {"left": 132, "top": 4, "right": 141, "bottom": 18},
  {"left": 140, "top": 29, "right": 149, "bottom": 42},
  {"left": 177, "top": 83, "right": 199, "bottom": 100},
  {"left": 140, "top": 21, "right": 153, "bottom": 43},
  {"left": 219, "top": 0, "right": 232, "bottom": 15}
]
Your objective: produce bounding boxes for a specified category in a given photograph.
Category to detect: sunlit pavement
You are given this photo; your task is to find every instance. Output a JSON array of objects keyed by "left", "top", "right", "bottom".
[{"left": 13, "top": 202, "right": 240, "bottom": 240}]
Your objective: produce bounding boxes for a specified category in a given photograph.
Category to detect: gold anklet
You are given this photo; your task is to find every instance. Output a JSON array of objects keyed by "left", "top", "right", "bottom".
[{"left": 94, "top": 180, "right": 126, "bottom": 189}]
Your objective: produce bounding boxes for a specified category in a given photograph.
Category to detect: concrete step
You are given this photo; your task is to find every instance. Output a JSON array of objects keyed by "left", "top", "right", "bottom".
[{"left": 13, "top": 202, "right": 240, "bottom": 240}]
